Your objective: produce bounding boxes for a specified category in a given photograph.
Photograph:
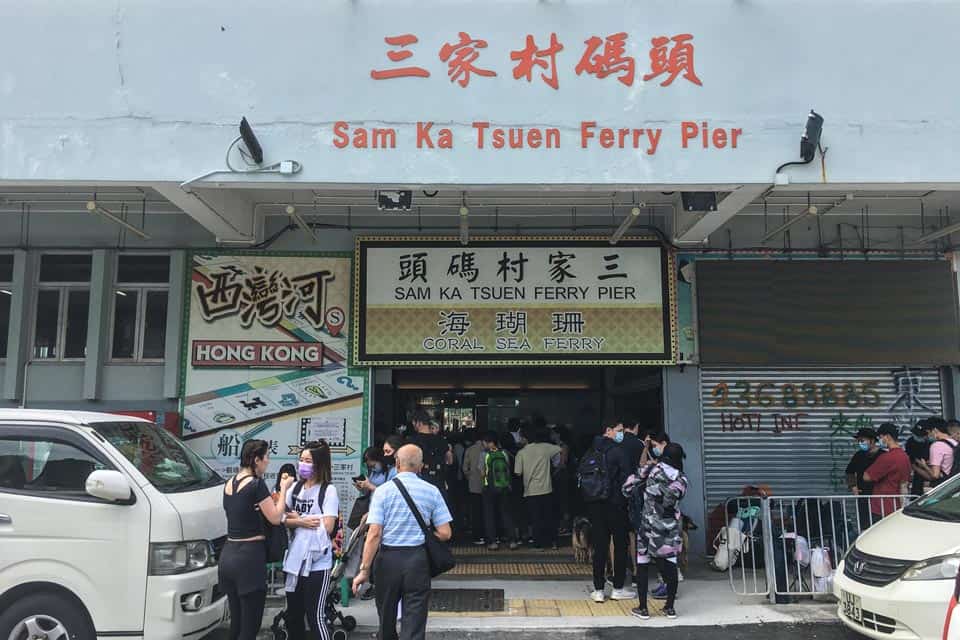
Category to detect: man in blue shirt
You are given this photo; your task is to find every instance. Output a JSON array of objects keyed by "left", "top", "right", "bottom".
[{"left": 353, "top": 445, "right": 453, "bottom": 640}]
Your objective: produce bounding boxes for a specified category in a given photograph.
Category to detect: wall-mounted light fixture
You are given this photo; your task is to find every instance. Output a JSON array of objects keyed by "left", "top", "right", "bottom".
[
  {"left": 459, "top": 205, "right": 470, "bottom": 246},
  {"left": 609, "top": 205, "right": 642, "bottom": 245},
  {"left": 774, "top": 110, "right": 825, "bottom": 181},
  {"left": 285, "top": 204, "right": 317, "bottom": 242},
  {"left": 86, "top": 200, "right": 152, "bottom": 240}
]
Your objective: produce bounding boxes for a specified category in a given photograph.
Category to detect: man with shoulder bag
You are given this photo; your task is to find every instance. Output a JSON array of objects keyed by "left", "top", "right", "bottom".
[{"left": 353, "top": 445, "right": 454, "bottom": 640}]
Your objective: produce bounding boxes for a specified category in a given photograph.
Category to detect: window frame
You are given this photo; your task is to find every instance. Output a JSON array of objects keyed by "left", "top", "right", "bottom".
[
  {"left": 109, "top": 254, "right": 170, "bottom": 363},
  {"left": 31, "top": 252, "right": 93, "bottom": 362},
  {"left": 32, "top": 286, "right": 91, "bottom": 362},
  {"left": 0, "top": 424, "right": 127, "bottom": 504},
  {"left": 0, "top": 254, "right": 12, "bottom": 362}
]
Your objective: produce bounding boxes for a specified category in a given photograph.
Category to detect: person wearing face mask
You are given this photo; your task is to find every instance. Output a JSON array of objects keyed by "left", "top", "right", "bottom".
[
  {"left": 627, "top": 442, "right": 688, "bottom": 621},
  {"left": 582, "top": 420, "right": 635, "bottom": 603},
  {"left": 845, "top": 428, "right": 881, "bottom": 530},
  {"left": 283, "top": 441, "right": 339, "bottom": 640},
  {"left": 863, "top": 423, "right": 912, "bottom": 524},
  {"left": 382, "top": 435, "right": 403, "bottom": 482}
]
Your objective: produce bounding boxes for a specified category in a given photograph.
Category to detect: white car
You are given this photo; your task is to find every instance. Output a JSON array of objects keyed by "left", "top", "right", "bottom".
[
  {"left": 834, "top": 476, "right": 960, "bottom": 640},
  {"left": 0, "top": 410, "right": 228, "bottom": 640}
]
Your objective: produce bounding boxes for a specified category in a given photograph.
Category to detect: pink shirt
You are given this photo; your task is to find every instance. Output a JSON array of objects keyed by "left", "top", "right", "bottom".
[{"left": 929, "top": 439, "right": 957, "bottom": 475}]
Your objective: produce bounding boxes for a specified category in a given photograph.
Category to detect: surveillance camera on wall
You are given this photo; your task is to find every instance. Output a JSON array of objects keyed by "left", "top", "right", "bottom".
[
  {"left": 377, "top": 190, "right": 413, "bottom": 212},
  {"left": 239, "top": 117, "right": 264, "bottom": 164}
]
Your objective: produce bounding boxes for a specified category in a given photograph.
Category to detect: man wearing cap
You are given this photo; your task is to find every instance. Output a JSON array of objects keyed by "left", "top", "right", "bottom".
[
  {"left": 914, "top": 417, "right": 958, "bottom": 487},
  {"left": 905, "top": 419, "right": 932, "bottom": 496},
  {"left": 845, "top": 428, "right": 882, "bottom": 529},
  {"left": 863, "top": 423, "right": 912, "bottom": 524}
]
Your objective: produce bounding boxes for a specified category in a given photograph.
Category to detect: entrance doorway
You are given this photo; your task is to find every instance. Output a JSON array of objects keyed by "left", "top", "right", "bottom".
[{"left": 372, "top": 366, "right": 663, "bottom": 580}]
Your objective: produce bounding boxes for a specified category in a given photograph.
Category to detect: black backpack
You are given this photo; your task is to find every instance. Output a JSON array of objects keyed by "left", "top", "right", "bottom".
[
  {"left": 942, "top": 441, "right": 960, "bottom": 484},
  {"left": 577, "top": 446, "right": 609, "bottom": 503},
  {"left": 625, "top": 476, "right": 646, "bottom": 530},
  {"left": 414, "top": 434, "right": 447, "bottom": 490}
]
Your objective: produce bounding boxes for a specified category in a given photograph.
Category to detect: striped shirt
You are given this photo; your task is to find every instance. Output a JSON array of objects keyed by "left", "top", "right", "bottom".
[{"left": 367, "top": 472, "right": 452, "bottom": 547}]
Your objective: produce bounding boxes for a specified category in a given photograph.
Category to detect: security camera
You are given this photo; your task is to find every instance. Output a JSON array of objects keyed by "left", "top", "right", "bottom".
[{"left": 377, "top": 190, "right": 413, "bottom": 212}]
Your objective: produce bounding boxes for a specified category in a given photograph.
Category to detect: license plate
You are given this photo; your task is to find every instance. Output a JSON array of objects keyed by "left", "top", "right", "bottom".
[{"left": 842, "top": 590, "right": 863, "bottom": 624}]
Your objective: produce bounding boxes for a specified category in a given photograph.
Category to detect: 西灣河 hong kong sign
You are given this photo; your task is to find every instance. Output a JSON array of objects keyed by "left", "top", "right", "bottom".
[{"left": 353, "top": 237, "right": 677, "bottom": 366}]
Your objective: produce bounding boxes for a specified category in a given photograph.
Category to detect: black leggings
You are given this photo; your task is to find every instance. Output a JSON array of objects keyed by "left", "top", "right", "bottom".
[
  {"left": 225, "top": 589, "right": 266, "bottom": 640},
  {"left": 286, "top": 569, "right": 333, "bottom": 640},
  {"left": 637, "top": 558, "right": 678, "bottom": 609}
]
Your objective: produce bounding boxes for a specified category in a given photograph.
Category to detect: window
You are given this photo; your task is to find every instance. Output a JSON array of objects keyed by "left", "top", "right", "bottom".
[
  {"left": 0, "top": 254, "right": 12, "bottom": 359},
  {"left": 91, "top": 422, "right": 220, "bottom": 493},
  {"left": 33, "top": 254, "right": 91, "bottom": 360},
  {"left": 0, "top": 437, "right": 107, "bottom": 495},
  {"left": 111, "top": 255, "right": 170, "bottom": 360}
]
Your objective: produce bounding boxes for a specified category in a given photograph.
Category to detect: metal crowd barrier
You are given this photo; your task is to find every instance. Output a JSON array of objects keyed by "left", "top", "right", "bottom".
[{"left": 719, "top": 494, "right": 914, "bottom": 602}]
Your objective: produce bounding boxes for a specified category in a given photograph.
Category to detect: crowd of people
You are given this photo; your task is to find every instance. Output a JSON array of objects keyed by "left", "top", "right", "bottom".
[
  {"left": 845, "top": 417, "right": 960, "bottom": 523},
  {"left": 215, "top": 410, "right": 689, "bottom": 640}
]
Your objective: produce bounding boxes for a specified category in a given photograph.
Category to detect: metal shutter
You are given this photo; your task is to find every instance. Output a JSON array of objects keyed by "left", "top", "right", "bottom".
[{"left": 701, "top": 367, "right": 943, "bottom": 510}]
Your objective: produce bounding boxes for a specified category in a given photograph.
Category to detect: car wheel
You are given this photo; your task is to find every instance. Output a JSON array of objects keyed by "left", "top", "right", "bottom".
[{"left": 0, "top": 593, "right": 93, "bottom": 640}]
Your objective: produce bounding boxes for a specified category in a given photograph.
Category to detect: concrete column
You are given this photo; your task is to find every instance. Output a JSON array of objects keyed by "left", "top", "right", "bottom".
[
  {"left": 3, "top": 250, "right": 31, "bottom": 401},
  {"left": 83, "top": 250, "right": 112, "bottom": 400},
  {"left": 662, "top": 364, "right": 706, "bottom": 555},
  {"left": 163, "top": 251, "right": 186, "bottom": 399}
]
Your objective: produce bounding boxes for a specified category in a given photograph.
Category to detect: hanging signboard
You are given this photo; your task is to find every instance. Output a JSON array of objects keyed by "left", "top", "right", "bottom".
[
  {"left": 180, "top": 252, "right": 368, "bottom": 517},
  {"left": 353, "top": 236, "right": 676, "bottom": 366}
]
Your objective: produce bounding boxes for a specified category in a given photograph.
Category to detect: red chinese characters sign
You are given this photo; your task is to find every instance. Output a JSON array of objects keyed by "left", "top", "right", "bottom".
[{"left": 370, "top": 31, "right": 703, "bottom": 90}]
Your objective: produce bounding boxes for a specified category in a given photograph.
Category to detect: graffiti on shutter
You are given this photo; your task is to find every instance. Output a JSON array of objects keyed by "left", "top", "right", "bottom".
[{"left": 701, "top": 367, "right": 942, "bottom": 510}]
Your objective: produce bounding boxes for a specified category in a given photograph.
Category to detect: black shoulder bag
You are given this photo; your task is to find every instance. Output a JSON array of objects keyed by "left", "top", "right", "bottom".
[
  {"left": 392, "top": 478, "right": 456, "bottom": 578},
  {"left": 265, "top": 480, "right": 305, "bottom": 563}
]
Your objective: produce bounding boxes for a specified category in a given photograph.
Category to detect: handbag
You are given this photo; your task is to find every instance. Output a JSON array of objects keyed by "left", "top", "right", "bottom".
[
  {"left": 264, "top": 480, "right": 307, "bottom": 563},
  {"left": 392, "top": 478, "right": 456, "bottom": 578},
  {"left": 347, "top": 494, "right": 371, "bottom": 530}
]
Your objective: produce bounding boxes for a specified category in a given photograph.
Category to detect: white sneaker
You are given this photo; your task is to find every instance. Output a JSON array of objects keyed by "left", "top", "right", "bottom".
[
  {"left": 678, "top": 569, "right": 685, "bottom": 582},
  {"left": 590, "top": 590, "right": 606, "bottom": 603},
  {"left": 611, "top": 588, "right": 638, "bottom": 600}
]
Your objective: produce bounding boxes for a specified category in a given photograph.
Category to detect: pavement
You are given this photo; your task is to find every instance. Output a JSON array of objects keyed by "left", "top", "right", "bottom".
[{"left": 207, "top": 564, "right": 845, "bottom": 639}]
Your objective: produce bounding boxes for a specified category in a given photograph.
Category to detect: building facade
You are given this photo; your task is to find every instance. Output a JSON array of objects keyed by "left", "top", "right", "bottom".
[{"left": 2, "top": 0, "right": 959, "bottom": 551}]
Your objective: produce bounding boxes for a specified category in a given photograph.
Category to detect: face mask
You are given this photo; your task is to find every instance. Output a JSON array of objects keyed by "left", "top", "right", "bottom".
[
  {"left": 384, "top": 455, "right": 395, "bottom": 467},
  {"left": 912, "top": 434, "right": 925, "bottom": 442},
  {"left": 372, "top": 464, "right": 383, "bottom": 473},
  {"left": 297, "top": 461, "right": 313, "bottom": 479},
  {"left": 613, "top": 431, "right": 624, "bottom": 444},
  {"left": 878, "top": 440, "right": 889, "bottom": 451},
  {"left": 653, "top": 446, "right": 662, "bottom": 458},
  {"left": 858, "top": 442, "right": 870, "bottom": 452}
]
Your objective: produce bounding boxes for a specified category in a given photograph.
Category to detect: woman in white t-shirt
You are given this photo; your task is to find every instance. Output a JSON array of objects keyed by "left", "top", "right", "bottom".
[{"left": 283, "top": 440, "right": 339, "bottom": 640}]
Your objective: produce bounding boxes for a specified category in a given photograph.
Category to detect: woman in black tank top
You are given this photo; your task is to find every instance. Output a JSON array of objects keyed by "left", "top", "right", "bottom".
[{"left": 219, "top": 439, "right": 292, "bottom": 640}]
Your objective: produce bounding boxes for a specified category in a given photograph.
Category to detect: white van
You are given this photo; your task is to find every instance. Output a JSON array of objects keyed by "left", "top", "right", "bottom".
[
  {"left": 835, "top": 476, "right": 960, "bottom": 639},
  {"left": 0, "top": 410, "right": 228, "bottom": 640}
]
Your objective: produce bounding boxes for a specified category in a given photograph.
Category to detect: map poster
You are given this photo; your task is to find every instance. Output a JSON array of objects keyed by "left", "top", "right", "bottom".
[{"left": 354, "top": 236, "right": 677, "bottom": 366}]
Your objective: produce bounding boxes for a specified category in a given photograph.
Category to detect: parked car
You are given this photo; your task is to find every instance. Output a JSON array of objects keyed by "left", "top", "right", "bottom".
[
  {"left": 0, "top": 410, "right": 228, "bottom": 640},
  {"left": 944, "top": 570, "right": 960, "bottom": 640},
  {"left": 834, "top": 476, "right": 960, "bottom": 639}
]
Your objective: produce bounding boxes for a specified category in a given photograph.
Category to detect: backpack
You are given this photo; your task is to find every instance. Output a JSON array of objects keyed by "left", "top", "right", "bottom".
[
  {"left": 625, "top": 476, "right": 645, "bottom": 530},
  {"left": 413, "top": 434, "right": 447, "bottom": 490},
  {"left": 577, "top": 446, "right": 609, "bottom": 503},
  {"left": 486, "top": 450, "right": 511, "bottom": 491}
]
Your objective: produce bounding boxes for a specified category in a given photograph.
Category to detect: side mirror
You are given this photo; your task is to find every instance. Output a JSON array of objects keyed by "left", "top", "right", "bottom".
[{"left": 86, "top": 469, "right": 132, "bottom": 502}]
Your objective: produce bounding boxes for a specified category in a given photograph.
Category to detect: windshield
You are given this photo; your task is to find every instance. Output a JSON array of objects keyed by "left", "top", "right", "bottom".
[
  {"left": 903, "top": 475, "right": 960, "bottom": 522},
  {"left": 92, "top": 422, "right": 222, "bottom": 493}
]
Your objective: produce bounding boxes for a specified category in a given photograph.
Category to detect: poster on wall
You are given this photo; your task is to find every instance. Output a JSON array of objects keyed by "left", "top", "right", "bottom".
[
  {"left": 354, "top": 236, "right": 677, "bottom": 366},
  {"left": 181, "top": 252, "right": 368, "bottom": 518}
]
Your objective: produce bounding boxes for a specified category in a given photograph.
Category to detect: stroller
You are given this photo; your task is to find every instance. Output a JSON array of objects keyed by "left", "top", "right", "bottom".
[{"left": 271, "top": 524, "right": 367, "bottom": 640}]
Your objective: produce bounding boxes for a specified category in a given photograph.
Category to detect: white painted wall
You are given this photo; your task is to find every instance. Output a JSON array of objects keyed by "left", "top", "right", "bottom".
[{"left": 1, "top": 0, "right": 958, "bottom": 186}]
